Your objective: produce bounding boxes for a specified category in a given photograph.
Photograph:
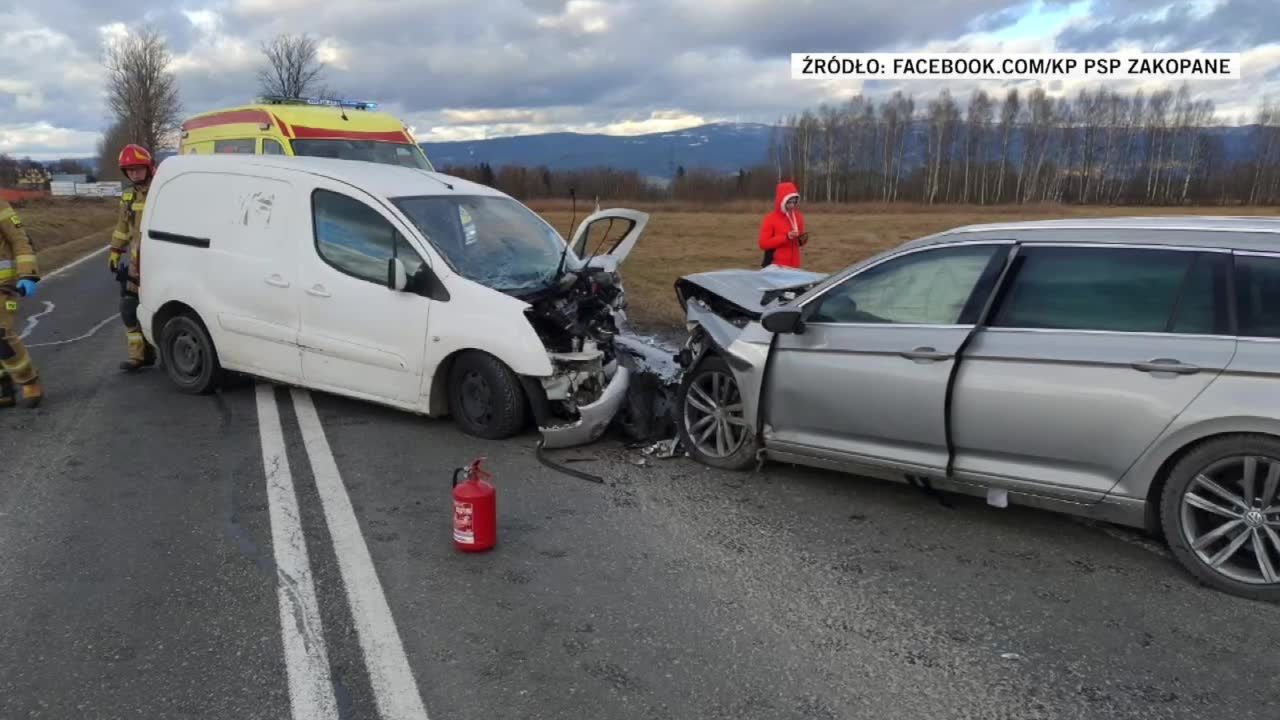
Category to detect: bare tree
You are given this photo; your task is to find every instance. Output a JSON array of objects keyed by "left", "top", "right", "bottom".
[
  {"left": 95, "top": 120, "right": 135, "bottom": 181},
  {"left": 103, "top": 25, "right": 182, "bottom": 152},
  {"left": 257, "top": 33, "right": 328, "bottom": 99},
  {"left": 995, "top": 89, "right": 1021, "bottom": 203}
]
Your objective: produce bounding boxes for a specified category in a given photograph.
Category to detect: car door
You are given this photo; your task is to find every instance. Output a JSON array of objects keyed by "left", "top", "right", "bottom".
[
  {"left": 762, "top": 241, "right": 1011, "bottom": 474},
  {"left": 568, "top": 209, "right": 649, "bottom": 268},
  {"left": 298, "top": 186, "right": 434, "bottom": 407},
  {"left": 950, "top": 244, "right": 1237, "bottom": 501}
]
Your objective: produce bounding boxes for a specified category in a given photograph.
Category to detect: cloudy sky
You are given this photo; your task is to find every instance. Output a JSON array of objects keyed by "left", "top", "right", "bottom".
[{"left": 1, "top": 0, "right": 1278, "bottom": 159}]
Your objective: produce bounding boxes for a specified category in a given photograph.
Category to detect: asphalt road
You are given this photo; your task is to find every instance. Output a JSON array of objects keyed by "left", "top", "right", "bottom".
[{"left": 1, "top": 248, "right": 1277, "bottom": 720}]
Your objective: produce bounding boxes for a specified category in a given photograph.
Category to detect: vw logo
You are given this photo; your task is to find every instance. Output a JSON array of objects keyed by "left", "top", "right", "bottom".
[{"left": 1245, "top": 510, "right": 1265, "bottom": 528}]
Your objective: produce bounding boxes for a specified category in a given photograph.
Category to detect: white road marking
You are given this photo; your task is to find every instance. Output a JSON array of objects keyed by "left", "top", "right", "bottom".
[
  {"left": 17, "top": 301, "right": 55, "bottom": 340},
  {"left": 43, "top": 245, "right": 108, "bottom": 280},
  {"left": 291, "top": 389, "right": 431, "bottom": 720},
  {"left": 25, "top": 313, "right": 119, "bottom": 348},
  {"left": 256, "top": 384, "right": 341, "bottom": 720}
]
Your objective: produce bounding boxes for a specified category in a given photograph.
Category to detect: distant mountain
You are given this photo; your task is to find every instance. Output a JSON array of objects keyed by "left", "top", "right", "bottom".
[
  {"left": 420, "top": 121, "right": 1264, "bottom": 179},
  {"left": 420, "top": 122, "right": 776, "bottom": 180}
]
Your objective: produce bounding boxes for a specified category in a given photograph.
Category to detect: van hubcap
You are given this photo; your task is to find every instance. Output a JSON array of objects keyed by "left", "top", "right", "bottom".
[
  {"left": 1180, "top": 455, "right": 1280, "bottom": 586},
  {"left": 683, "top": 370, "right": 748, "bottom": 458},
  {"left": 460, "top": 372, "right": 493, "bottom": 427},
  {"left": 172, "top": 330, "right": 203, "bottom": 378}
]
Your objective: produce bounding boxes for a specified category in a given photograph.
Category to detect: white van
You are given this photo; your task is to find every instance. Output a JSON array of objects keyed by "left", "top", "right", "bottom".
[{"left": 137, "top": 154, "right": 649, "bottom": 447}]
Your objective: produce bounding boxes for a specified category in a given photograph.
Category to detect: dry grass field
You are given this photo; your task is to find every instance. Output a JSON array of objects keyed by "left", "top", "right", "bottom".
[
  {"left": 527, "top": 201, "right": 1280, "bottom": 327},
  {"left": 15, "top": 195, "right": 1280, "bottom": 330},
  {"left": 7, "top": 197, "right": 121, "bottom": 274}
]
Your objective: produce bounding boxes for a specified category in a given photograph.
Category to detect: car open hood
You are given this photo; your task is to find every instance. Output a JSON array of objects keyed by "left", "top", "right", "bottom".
[{"left": 676, "top": 266, "right": 826, "bottom": 317}]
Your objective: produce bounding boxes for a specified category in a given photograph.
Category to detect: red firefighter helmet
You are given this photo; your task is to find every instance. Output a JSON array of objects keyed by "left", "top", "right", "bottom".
[{"left": 118, "top": 144, "right": 154, "bottom": 174}]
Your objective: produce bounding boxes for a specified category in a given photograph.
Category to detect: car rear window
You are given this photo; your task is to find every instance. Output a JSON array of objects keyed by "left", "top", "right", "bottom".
[
  {"left": 1234, "top": 255, "right": 1280, "bottom": 338},
  {"left": 991, "top": 246, "right": 1225, "bottom": 334}
]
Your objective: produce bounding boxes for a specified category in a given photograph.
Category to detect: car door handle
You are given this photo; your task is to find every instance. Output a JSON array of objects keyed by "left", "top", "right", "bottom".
[
  {"left": 1131, "top": 358, "right": 1200, "bottom": 375},
  {"left": 265, "top": 274, "right": 290, "bottom": 288},
  {"left": 899, "top": 346, "right": 952, "bottom": 362},
  {"left": 306, "top": 284, "right": 331, "bottom": 298}
]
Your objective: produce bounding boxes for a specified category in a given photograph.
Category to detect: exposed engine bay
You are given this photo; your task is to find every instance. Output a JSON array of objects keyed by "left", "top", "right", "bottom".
[{"left": 515, "top": 209, "right": 682, "bottom": 449}]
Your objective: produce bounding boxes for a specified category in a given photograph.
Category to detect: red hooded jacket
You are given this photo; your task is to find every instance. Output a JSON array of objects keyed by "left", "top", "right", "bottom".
[{"left": 758, "top": 181, "right": 804, "bottom": 268}]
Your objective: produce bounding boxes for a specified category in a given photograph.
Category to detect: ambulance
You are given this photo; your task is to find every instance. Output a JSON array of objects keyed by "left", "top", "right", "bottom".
[{"left": 177, "top": 96, "right": 434, "bottom": 170}]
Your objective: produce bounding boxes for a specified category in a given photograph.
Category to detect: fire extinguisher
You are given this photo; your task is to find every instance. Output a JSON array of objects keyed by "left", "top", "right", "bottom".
[{"left": 452, "top": 457, "right": 496, "bottom": 552}]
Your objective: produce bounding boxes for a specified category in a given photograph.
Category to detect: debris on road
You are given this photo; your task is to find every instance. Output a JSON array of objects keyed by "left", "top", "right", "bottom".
[{"left": 536, "top": 439, "right": 606, "bottom": 484}]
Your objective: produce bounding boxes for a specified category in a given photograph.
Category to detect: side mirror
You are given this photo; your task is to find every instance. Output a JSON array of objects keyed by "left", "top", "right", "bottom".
[
  {"left": 388, "top": 257, "right": 408, "bottom": 291},
  {"left": 762, "top": 306, "right": 805, "bottom": 334}
]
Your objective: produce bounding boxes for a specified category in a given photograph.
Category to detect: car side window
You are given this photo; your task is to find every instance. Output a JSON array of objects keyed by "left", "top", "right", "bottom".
[
  {"left": 808, "top": 244, "right": 1004, "bottom": 325},
  {"left": 990, "top": 246, "right": 1202, "bottom": 333},
  {"left": 1234, "top": 254, "right": 1280, "bottom": 338},
  {"left": 262, "top": 138, "right": 286, "bottom": 155},
  {"left": 312, "top": 189, "right": 420, "bottom": 286}
]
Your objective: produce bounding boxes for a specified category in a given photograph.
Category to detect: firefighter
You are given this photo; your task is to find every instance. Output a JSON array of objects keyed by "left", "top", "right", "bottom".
[
  {"left": 109, "top": 144, "right": 157, "bottom": 372},
  {"left": 0, "top": 198, "right": 42, "bottom": 409}
]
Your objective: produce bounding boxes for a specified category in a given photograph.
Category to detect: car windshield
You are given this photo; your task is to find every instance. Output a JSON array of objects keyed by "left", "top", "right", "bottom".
[
  {"left": 391, "top": 195, "right": 569, "bottom": 294},
  {"left": 289, "top": 139, "right": 433, "bottom": 170}
]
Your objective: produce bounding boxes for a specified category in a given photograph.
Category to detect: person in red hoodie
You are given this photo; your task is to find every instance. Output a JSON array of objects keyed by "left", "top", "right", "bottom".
[{"left": 758, "top": 181, "right": 808, "bottom": 268}]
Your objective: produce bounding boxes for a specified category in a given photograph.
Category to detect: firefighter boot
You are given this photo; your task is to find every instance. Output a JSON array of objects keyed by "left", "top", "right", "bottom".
[
  {"left": 18, "top": 378, "right": 42, "bottom": 409},
  {"left": 0, "top": 375, "right": 13, "bottom": 409},
  {"left": 119, "top": 331, "right": 156, "bottom": 372}
]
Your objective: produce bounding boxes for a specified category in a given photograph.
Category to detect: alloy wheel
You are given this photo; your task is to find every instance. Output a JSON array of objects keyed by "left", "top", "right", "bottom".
[
  {"left": 1180, "top": 455, "right": 1280, "bottom": 586},
  {"left": 683, "top": 370, "right": 749, "bottom": 458}
]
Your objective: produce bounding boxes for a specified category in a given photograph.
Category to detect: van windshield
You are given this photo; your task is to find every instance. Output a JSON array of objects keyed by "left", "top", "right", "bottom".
[
  {"left": 391, "top": 195, "right": 568, "bottom": 295},
  {"left": 290, "top": 139, "right": 433, "bottom": 170}
]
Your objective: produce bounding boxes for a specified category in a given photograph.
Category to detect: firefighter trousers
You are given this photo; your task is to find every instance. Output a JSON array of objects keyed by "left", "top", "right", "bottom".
[
  {"left": 119, "top": 284, "right": 152, "bottom": 366},
  {"left": 0, "top": 288, "right": 39, "bottom": 389}
]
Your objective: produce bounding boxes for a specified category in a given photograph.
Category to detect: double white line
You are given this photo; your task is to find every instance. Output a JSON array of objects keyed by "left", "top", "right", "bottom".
[{"left": 256, "top": 384, "right": 431, "bottom": 720}]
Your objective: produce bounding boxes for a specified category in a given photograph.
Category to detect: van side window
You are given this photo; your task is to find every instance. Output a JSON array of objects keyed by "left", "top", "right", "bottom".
[
  {"left": 214, "top": 139, "right": 255, "bottom": 154},
  {"left": 313, "top": 189, "right": 420, "bottom": 286},
  {"left": 262, "top": 138, "right": 286, "bottom": 155}
]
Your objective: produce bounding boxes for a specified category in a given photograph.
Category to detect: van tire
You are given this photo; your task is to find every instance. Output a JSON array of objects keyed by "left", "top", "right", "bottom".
[
  {"left": 447, "top": 352, "right": 527, "bottom": 440},
  {"left": 160, "top": 313, "right": 223, "bottom": 395}
]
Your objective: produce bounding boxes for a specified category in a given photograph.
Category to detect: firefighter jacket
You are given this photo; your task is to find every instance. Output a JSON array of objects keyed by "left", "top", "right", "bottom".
[
  {"left": 758, "top": 181, "right": 805, "bottom": 268},
  {"left": 0, "top": 200, "right": 39, "bottom": 290},
  {"left": 110, "top": 185, "right": 149, "bottom": 288}
]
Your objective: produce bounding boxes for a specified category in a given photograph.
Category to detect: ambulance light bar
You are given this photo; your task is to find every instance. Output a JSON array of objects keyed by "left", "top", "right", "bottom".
[{"left": 257, "top": 96, "right": 379, "bottom": 110}]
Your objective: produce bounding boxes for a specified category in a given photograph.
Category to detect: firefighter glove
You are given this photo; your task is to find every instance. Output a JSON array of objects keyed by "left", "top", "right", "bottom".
[
  {"left": 16, "top": 279, "right": 36, "bottom": 298},
  {"left": 109, "top": 249, "right": 122, "bottom": 273}
]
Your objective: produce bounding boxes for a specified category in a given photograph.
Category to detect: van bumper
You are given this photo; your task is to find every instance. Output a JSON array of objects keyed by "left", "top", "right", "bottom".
[
  {"left": 538, "top": 366, "right": 631, "bottom": 449},
  {"left": 137, "top": 302, "right": 157, "bottom": 346}
]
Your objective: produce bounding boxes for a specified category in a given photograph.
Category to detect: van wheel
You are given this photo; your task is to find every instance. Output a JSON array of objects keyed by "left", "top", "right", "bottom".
[
  {"left": 160, "top": 313, "right": 223, "bottom": 395},
  {"left": 447, "top": 352, "right": 527, "bottom": 440},
  {"left": 677, "top": 354, "right": 757, "bottom": 471},
  {"left": 1160, "top": 434, "right": 1280, "bottom": 602}
]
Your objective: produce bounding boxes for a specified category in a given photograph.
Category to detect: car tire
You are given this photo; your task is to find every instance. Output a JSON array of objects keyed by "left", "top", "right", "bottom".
[
  {"left": 447, "top": 351, "right": 528, "bottom": 440},
  {"left": 677, "top": 354, "right": 757, "bottom": 471},
  {"left": 159, "top": 312, "right": 223, "bottom": 395},
  {"left": 1160, "top": 434, "right": 1280, "bottom": 602}
]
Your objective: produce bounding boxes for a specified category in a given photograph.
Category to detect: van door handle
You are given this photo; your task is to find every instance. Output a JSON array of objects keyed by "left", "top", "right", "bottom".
[
  {"left": 307, "top": 284, "right": 331, "bottom": 298},
  {"left": 899, "top": 346, "right": 952, "bottom": 362},
  {"left": 1131, "top": 358, "right": 1200, "bottom": 375},
  {"left": 265, "top": 274, "right": 290, "bottom": 288}
]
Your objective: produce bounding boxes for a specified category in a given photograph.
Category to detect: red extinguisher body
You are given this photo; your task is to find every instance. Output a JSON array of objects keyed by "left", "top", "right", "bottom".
[{"left": 452, "top": 459, "right": 496, "bottom": 552}]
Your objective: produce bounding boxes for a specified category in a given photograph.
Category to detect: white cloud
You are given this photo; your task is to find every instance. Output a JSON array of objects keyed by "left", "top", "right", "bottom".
[{"left": 0, "top": 123, "right": 100, "bottom": 159}]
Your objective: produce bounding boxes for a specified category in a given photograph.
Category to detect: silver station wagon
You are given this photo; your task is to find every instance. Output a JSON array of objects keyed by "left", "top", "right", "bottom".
[{"left": 674, "top": 217, "right": 1280, "bottom": 601}]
